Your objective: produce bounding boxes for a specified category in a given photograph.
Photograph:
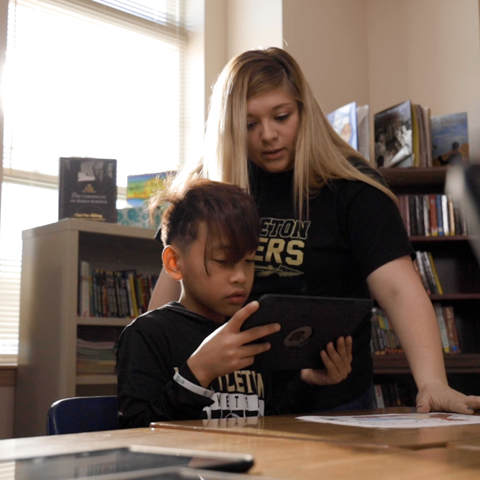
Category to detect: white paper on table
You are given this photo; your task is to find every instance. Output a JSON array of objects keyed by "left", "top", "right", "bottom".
[{"left": 296, "top": 413, "right": 480, "bottom": 429}]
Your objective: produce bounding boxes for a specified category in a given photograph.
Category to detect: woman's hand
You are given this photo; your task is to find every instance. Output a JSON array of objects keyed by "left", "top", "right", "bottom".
[
  {"left": 300, "top": 336, "right": 353, "bottom": 386},
  {"left": 416, "top": 381, "right": 480, "bottom": 414}
]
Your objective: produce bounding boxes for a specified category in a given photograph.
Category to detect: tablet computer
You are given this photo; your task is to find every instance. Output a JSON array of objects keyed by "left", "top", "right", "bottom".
[
  {"left": 74, "top": 466, "right": 277, "bottom": 480},
  {"left": 1, "top": 445, "right": 254, "bottom": 480},
  {"left": 241, "top": 294, "right": 373, "bottom": 370}
]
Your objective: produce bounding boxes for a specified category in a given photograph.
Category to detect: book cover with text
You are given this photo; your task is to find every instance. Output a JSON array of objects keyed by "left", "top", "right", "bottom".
[{"left": 59, "top": 157, "right": 117, "bottom": 223}]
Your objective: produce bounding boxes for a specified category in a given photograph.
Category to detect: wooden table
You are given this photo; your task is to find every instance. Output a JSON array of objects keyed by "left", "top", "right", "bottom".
[
  {"left": 2, "top": 423, "right": 480, "bottom": 479},
  {"left": 151, "top": 408, "right": 480, "bottom": 450}
]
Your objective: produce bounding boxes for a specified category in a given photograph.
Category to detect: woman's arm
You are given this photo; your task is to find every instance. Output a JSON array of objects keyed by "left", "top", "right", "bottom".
[
  {"left": 368, "top": 255, "right": 480, "bottom": 413},
  {"left": 148, "top": 268, "right": 181, "bottom": 310}
]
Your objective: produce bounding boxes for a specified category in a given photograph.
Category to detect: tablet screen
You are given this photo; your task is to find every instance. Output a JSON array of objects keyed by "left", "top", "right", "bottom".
[
  {"left": 241, "top": 294, "right": 373, "bottom": 370},
  {"left": 0, "top": 446, "right": 254, "bottom": 479}
]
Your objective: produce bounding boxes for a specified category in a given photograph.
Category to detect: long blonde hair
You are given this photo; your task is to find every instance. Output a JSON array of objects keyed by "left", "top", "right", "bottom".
[{"left": 154, "top": 47, "right": 397, "bottom": 218}]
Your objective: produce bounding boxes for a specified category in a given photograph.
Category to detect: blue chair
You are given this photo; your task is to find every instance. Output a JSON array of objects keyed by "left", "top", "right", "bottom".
[{"left": 46, "top": 395, "right": 119, "bottom": 435}]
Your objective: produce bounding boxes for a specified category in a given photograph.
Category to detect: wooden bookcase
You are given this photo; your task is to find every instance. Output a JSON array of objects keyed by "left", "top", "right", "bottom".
[
  {"left": 373, "top": 167, "right": 480, "bottom": 401},
  {"left": 14, "top": 219, "right": 163, "bottom": 438}
]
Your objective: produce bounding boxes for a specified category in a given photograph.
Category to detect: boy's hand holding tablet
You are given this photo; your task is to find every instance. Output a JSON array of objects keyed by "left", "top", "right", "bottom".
[
  {"left": 187, "top": 301, "right": 280, "bottom": 388},
  {"left": 189, "top": 297, "right": 357, "bottom": 389}
]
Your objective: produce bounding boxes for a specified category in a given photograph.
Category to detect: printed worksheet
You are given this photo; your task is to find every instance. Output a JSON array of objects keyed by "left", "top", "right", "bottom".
[{"left": 296, "top": 413, "right": 480, "bottom": 429}]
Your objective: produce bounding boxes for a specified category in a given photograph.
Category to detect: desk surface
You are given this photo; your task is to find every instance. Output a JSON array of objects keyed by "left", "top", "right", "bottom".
[
  {"left": 151, "top": 408, "right": 480, "bottom": 450},
  {"left": 2, "top": 427, "right": 480, "bottom": 479}
]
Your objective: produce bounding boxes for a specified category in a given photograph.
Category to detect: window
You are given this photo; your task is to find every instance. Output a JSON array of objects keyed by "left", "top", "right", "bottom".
[{"left": 0, "top": 0, "right": 186, "bottom": 363}]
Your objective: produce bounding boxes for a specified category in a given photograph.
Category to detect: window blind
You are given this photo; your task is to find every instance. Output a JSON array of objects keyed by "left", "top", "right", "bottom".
[{"left": 0, "top": 0, "right": 186, "bottom": 364}]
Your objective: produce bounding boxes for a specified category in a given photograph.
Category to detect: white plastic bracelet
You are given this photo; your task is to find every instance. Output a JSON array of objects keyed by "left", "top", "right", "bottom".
[{"left": 173, "top": 371, "right": 214, "bottom": 398}]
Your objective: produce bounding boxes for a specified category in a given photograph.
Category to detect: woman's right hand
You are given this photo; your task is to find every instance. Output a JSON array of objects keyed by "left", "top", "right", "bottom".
[{"left": 187, "top": 301, "right": 281, "bottom": 388}]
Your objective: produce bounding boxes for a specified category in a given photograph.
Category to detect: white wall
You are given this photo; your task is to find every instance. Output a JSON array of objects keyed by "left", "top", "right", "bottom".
[
  {"left": 184, "top": 0, "right": 284, "bottom": 165},
  {"left": 283, "top": 0, "right": 370, "bottom": 115},
  {"left": 226, "top": 0, "right": 283, "bottom": 61},
  {"left": 205, "top": 0, "right": 228, "bottom": 113},
  {"left": 367, "top": 0, "right": 480, "bottom": 160}
]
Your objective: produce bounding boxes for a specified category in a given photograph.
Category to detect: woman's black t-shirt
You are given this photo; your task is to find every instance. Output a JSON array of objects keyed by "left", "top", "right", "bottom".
[{"left": 248, "top": 162, "right": 414, "bottom": 410}]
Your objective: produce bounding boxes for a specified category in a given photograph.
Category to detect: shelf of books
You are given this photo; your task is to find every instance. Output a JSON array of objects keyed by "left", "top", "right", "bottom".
[
  {"left": 15, "top": 218, "right": 163, "bottom": 437},
  {"left": 77, "top": 317, "right": 132, "bottom": 327},
  {"left": 368, "top": 104, "right": 479, "bottom": 406}
]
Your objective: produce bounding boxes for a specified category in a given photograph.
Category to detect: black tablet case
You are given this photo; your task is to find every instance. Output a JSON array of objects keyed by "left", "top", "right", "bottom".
[{"left": 241, "top": 294, "right": 373, "bottom": 370}]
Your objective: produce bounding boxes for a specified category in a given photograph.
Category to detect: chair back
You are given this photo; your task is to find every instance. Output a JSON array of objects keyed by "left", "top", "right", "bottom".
[{"left": 46, "top": 395, "right": 119, "bottom": 435}]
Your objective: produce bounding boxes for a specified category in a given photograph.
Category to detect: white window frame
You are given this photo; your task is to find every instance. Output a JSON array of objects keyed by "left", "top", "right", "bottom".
[{"left": 0, "top": 0, "right": 189, "bottom": 364}]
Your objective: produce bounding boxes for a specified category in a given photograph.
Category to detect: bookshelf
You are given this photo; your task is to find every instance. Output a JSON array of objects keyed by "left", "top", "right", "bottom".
[
  {"left": 373, "top": 167, "right": 480, "bottom": 404},
  {"left": 14, "top": 219, "right": 162, "bottom": 438}
]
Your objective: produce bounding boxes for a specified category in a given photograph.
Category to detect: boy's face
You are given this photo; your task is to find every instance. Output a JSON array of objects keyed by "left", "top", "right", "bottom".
[{"left": 177, "top": 223, "right": 255, "bottom": 323}]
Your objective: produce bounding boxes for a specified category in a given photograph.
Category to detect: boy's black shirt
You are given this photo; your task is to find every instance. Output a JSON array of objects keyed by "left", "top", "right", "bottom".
[{"left": 116, "top": 302, "right": 311, "bottom": 428}]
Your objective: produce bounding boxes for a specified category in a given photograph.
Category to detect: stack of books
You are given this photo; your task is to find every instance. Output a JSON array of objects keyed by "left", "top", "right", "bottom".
[{"left": 76, "top": 338, "right": 117, "bottom": 375}]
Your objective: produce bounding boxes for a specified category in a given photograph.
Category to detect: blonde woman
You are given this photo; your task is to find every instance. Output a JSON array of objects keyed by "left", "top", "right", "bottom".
[{"left": 149, "top": 47, "right": 479, "bottom": 414}]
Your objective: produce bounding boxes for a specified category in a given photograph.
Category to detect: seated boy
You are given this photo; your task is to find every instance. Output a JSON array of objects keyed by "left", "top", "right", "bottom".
[{"left": 117, "top": 179, "right": 352, "bottom": 428}]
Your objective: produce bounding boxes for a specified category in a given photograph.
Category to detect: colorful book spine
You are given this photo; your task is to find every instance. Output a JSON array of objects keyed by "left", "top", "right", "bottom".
[
  {"left": 374, "top": 384, "right": 385, "bottom": 408},
  {"left": 448, "top": 196, "right": 456, "bottom": 236},
  {"left": 420, "top": 251, "right": 439, "bottom": 295},
  {"left": 442, "top": 305, "right": 460, "bottom": 353},
  {"left": 422, "top": 195, "right": 430, "bottom": 236},
  {"left": 427, "top": 252, "right": 444, "bottom": 295},
  {"left": 415, "top": 251, "right": 431, "bottom": 295},
  {"left": 433, "top": 302, "right": 450, "bottom": 353},
  {"left": 441, "top": 195, "right": 450, "bottom": 236},
  {"left": 436, "top": 195, "right": 444, "bottom": 236},
  {"left": 429, "top": 195, "right": 438, "bottom": 236},
  {"left": 409, "top": 196, "right": 418, "bottom": 236},
  {"left": 78, "top": 261, "right": 91, "bottom": 317}
]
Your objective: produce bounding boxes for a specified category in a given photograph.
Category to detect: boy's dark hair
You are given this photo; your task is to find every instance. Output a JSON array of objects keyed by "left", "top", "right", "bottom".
[{"left": 160, "top": 179, "right": 260, "bottom": 267}]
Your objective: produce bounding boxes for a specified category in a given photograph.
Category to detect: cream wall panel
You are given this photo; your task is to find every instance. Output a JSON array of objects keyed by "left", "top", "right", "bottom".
[
  {"left": 226, "top": 0, "right": 283, "bottom": 61},
  {"left": 367, "top": 0, "right": 480, "bottom": 159},
  {"left": 205, "top": 0, "right": 228, "bottom": 111},
  {"left": 283, "top": 0, "right": 370, "bottom": 115}
]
